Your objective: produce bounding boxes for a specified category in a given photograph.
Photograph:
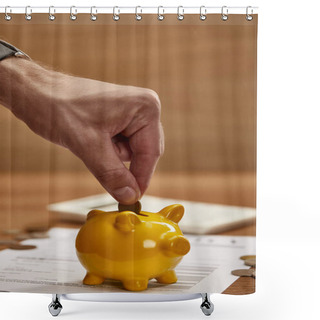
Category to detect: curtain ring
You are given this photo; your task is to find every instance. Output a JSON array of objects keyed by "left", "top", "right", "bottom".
[
  {"left": 157, "top": 6, "right": 164, "bottom": 21},
  {"left": 90, "top": 6, "right": 97, "bottom": 21},
  {"left": 49, "top": 6, "right": 56, "bottom": 21},
  {"left": 246, "top": 6, "right": 253, "bottom": 21},
  {"left": 70, "top": 6, "right": 77, "bottom": 21},
  {"left": 221, "top": 6, "right": 228, "bottom": 21},
  {"left": 135, "top": 6, "right": 142, "bottom": 21},
  {"left": 200, "top": 6, "right": 207, "bottom": 21},
  {"left": 113, "top": 6, "right": 120, "bottom": 21},
  {"left": 4, "top": 6, "right": 12, "bottom": 21},
  {"left": 25, "top": 6, "right": 32, "bottom": 21},
  {"left": 177, "top": 6, "right": 184, "bottom": 21}
]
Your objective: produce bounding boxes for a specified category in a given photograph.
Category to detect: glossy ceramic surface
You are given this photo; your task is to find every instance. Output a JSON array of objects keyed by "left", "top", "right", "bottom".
[{"left": 75, "top": 204, "right": 190, "bottom": 291}]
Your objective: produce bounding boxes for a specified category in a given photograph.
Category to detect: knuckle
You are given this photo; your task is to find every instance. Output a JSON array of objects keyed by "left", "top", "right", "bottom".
[
  {"left": 139, "top": 89, "right": 161, "bottom": 118},
  {"left": 148, "top": 89, "right": 161, "bottom": 110}
]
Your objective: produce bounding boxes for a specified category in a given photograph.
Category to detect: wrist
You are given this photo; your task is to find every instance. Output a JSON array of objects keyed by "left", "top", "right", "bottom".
[
  {"left": 0, "top": 58, "right": 62, "bottom": 141},
  {"left": 0, "top": 57, "right": 44, "bottom": 111}
]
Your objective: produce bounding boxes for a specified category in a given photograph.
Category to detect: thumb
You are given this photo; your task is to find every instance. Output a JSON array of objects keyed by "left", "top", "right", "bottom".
[{"left": 81, "top": 137, "right": 141, "bottom": 205}]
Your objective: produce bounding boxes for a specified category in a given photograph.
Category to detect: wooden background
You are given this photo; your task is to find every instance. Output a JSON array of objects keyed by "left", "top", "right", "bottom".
[{"left": 0, "top": 14, "right": 257, "bottom": 225}]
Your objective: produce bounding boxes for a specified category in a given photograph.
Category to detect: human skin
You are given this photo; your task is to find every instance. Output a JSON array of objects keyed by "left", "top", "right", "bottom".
[{"left": 0, "top": 57, "right": 164, "bottom": 204}]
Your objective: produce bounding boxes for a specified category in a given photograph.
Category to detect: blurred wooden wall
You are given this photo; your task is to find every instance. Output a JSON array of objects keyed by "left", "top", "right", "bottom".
[{"left": 0, "top": 14, "right": 257, "bottom": 174}]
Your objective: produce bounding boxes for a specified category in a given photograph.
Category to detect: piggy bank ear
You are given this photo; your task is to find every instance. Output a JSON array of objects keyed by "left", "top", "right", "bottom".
[
  {"left": 159, "top": 204, "right": 184, "bottom": 223},
  {"left": 114, "top": 211, "right": 141, "bottom": 233},
  {"left": 86, "top": 209, "right": 105, "bottom": 220}
]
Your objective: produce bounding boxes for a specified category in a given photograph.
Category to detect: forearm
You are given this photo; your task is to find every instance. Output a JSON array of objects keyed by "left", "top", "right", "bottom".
[{"left": 0, "top": 57, "right": 69, "bottom": 143}]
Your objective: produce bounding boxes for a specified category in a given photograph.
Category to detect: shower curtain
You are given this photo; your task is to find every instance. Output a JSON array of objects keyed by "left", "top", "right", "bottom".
[{"left": 0, "top": 6, "right": 257, "bottom": 312}]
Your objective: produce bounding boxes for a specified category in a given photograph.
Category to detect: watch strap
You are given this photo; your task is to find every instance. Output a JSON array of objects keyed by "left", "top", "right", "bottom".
[{"left": 0, "top": 40, "right": 30, "bottom": 61}]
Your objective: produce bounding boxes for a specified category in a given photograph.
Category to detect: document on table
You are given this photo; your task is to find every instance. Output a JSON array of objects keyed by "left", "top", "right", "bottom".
[
  {"left": 0, "top": 228, "right": 255, "bottom": 294},
  {"left": 48, "top": 194, "right": 256, "bottom": 234}
]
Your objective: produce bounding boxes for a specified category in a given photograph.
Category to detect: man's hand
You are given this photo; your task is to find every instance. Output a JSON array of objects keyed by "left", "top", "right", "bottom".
[{"left": 0, "top": 58, "right": 164, "bottom": 204}]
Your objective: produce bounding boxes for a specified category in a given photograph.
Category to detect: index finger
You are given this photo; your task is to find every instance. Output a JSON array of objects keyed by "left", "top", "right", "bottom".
[{"left": 129, "top": 122, "right": 164, "bottom": 195}]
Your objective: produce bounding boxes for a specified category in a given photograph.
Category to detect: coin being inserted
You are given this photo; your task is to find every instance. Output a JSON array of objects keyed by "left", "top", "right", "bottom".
[{"left": 118, "top": 201, "right": 142, "bottom": 215}]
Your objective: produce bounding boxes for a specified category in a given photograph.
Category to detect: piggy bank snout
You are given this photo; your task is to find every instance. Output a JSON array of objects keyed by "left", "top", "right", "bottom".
[{"left": 162, "top": 235, "right": 190, "bottom": 257}]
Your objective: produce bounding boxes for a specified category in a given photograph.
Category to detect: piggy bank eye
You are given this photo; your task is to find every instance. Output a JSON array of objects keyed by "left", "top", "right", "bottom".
[
  {"left": 114, "top": 211, "right": 141, "bottom": 232},
  {"left": 159, "top": 205, "right": 184, "bottom": 223}
]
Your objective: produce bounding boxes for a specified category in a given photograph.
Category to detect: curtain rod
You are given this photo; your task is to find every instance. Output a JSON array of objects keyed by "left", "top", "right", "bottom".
[{"left": 0, "top": 6, "right": 259, "bottom": 15}]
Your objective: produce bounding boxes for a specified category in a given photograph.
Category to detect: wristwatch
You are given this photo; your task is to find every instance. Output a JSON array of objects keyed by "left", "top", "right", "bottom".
[{"left": 0, "top": 40, "right": 30, "bottom": 61}]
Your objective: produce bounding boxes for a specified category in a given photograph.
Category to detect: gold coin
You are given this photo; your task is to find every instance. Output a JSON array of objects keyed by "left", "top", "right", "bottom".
[
  {"left": 118, "top": 201, "right": 142, "bottom": 214},
  {"left": 9, "top": 244, "right": 37, "bottom": 250},
  {"left": 240, "top": 255, "right": 256, "bottom": 260},
  {"left": 231, "top": 269, "right": 255, "bottom": 277},
  {"left": 244, "top": 258, "right": 256, "bottom": 267}
]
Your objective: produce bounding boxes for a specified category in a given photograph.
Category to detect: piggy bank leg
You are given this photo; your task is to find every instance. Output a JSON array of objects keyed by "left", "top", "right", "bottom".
[
  {"left": 122, "top": 279, "right": 149, "bottom": 291},
  {"left": 83, "top": 272, "right": 104, "bottom": 285},
  {"left": 156, "top": 270, "right": 177, "bottom": 284}
]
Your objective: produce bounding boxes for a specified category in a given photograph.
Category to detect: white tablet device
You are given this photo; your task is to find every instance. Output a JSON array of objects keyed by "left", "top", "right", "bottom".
[{"left": 48, "top": 194, "right": 255, "bottom": 235}]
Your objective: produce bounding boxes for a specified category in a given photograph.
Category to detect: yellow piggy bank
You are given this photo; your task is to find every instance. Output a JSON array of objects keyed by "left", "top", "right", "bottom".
[{"left": 75, "top": 204, "right": 190, "bottom": 291}]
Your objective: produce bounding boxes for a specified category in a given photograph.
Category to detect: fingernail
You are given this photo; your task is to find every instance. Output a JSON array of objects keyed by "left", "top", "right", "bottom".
[{"left": 113, "top": 186, "right": 138, "bottom": 204}]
